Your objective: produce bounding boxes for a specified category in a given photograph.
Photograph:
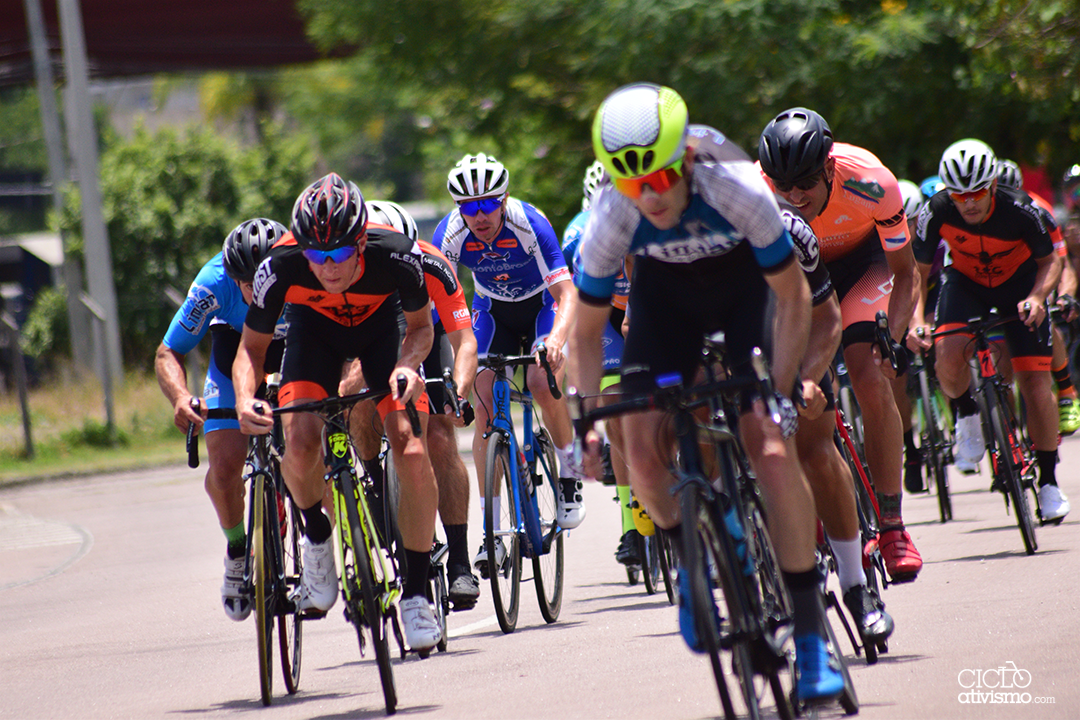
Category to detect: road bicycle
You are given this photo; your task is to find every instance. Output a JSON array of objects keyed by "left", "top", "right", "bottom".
[
  {"left": 910, "top": 326, "right": 955, "bottom": 523},
  {"left": 185, "top": 375, "right": 304, "bottom": 706},
  {"left": 931, "top": 313, "right": 1045, "bottom": 555},
  {"left": 477, "top": 346, "right": 565, "bottom": 633},
  {"left": 272, "top": 376, "right": 430, "bottom": 715},
  {"left": 572, "top": 343, "right": 832, "bottom": 720}
]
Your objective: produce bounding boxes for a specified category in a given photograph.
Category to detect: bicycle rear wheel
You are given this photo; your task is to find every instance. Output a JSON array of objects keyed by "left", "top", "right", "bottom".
[
  {"left": 530, "top": 428, "right": 563, "bottom": 623},
  {"left": 657, "top": 530, "right": 676, "bottom": 606},
  {"left": 988, "top": 389, "right": 1037, "bottom": 555},
  {"left": 640, "top": 532, "right": 660, "bottom": 595},
  {"left": 485, "top": 431, "right": 521, "bottom": 633},
  {"left": 252, "top": 472, "right": 274, "bottom": 706},
  {"left": 278, "top": 492, "right": 303, "bottom": 694},
  {"left": 341, "top": 471, "right": 397, "bottom": 714},
  {"left": 428, "top": 546, "right": 449, "bottom": 653},
  {"left": 919, "top": 372, "right": 952, "bottom": 522}
]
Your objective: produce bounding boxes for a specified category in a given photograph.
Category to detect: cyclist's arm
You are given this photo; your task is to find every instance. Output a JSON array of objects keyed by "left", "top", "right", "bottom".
[
  {"left": 885, "top": 242, "right": 919, "bottom": 343},
  {"left": 1021, "top": 252, "right": 1062, "bottom": 327},
  {"left": 803, "top": 292, "right": 841, "bottom": 387},
  {"left": 233, "top": 325, "right": 273, "bottom": 433},
  {"left": 447, "top": 325, "right": 478, "bottom": 402},
  {"left": 568, "top": 298, "right": 612, "bottom": 408},
  {"left": 543, "top": 278, "right": 577, "bottom": 373},
  {"left": 908, "top": 260, "right": 935, "bottom": 352},
  {"left": 764, "top": 258, "right": 811, "bottom": 400},
  {"left": 394, "top": 306, "right": 435, "bottom": 404},
  {"left": 154, "top": 342, "right": 202, "bottom": 432},
  {"left": 1057, "top": 252, "right": 1078, "bottom": 298}
]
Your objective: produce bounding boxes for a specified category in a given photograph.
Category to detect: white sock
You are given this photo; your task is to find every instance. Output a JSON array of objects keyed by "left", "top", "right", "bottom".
[
  {"left": 557, "top": 442, "right": 579, "bottom": 479},
  {"left": 831, "top": 536, "right": 867, "bottom": 592}
]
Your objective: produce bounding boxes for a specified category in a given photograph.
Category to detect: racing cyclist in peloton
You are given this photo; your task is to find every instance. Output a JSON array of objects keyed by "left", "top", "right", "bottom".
[
  {"left": 434, "top": 153, "right": 585, "bottom": 579},
  {"left": 155, "top": 218, "right": 287, "bottom": 622},
  {"left": 571, "top": 83, "right": 844, "bottom": 702},
  {"left": 758, "top": 108, "right": 923, "bottom": 583}
]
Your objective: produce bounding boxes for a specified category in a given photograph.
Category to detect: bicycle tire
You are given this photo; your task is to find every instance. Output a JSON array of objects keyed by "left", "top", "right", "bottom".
[
  {"left": 279, "top": 493, "right": 303, "bottom": 694},
  {"left": 640, "top": 532, "right": 660, "bottom": 596},
  {"left": 919, "top": 369, "right": 952, "bottom": 522},
  {"left": 988, "top": 388, "right": 1037, "bottom": 555},
  {"left": 252, "top": 472, "right": 273, "bottom": 706},
  {"left": 530, "top": 428, "right": 564, "bottom": 623},
  {"left": 657, "top": 530, "right": 676, "bottom": 606},
  {"left": 431, "top": 562, "right": 449, "bottom": 653},
  {"left": 680, "top": 483, "right": 738, "bottom": 719},
  {"left": 340, "top": 470, "right": 397, "bottom": 714},
  {"left": 484, "top": 430, "right": 521, "bottom": 633}
]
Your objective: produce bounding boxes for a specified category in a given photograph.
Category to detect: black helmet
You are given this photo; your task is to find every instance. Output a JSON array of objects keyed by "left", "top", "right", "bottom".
[
  {"left": 290, "top": 172, "right": 368, "bottom": 250},
  {"left": 758, "top": 108, "right": 834, "bottom": 185},
  {"left": 222, "top": 218, "right": 288, "bottom": 282}
]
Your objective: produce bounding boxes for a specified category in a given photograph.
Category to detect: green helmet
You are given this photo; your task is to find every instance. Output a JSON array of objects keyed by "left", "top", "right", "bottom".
[{"left": 592, "top": 83, "right": 688, "bottom": 180}]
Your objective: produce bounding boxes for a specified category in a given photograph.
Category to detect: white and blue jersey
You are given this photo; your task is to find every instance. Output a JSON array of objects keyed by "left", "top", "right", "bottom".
[
  {"left": 577, "top": 158, "right": 794, "bottom": 302},
  {"left": 562, "top": 209, "right": 625, "bottom": 374},
  {"left": 435, "top": 197, "right": 570, "bottom": 303},
  {"left": 163, "top": 252, "right": 286, "bottom": 432}
]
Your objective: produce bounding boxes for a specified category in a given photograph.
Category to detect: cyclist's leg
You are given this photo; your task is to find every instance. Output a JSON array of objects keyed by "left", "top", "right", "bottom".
[{"left": 428, "top": 413, "right": 480, "bottom": 607}]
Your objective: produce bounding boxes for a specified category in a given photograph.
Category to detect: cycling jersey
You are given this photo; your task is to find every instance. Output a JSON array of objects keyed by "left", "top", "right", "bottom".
[
  {"left": 563, "top": 209, "right": 630, "bottom": 310},
  {"left": 781, "top": 207, "right": 833, "bottom": 306},
  {"left": 913, "top": 186, "right": 1053, "bottom": 288},
  {"left": 245, "top": 231, "right": 428, "bottom": 334},
  {"left": 435, "top": 197, "right": 570, "bottom": 302},
  {"left": 1028, "top": 191, "right": 1066, "bottom": 258},
  {"left": 578, "top": 135, "right": 793, "bottom": 303}
]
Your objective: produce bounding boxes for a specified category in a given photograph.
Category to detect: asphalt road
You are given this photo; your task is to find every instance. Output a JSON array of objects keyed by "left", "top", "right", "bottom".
[{"left": 2, "top": 432, "right": 1079, "bottom": 719}]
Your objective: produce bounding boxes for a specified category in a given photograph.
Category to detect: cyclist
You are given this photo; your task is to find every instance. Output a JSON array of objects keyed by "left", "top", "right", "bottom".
[
  {"left": 996, "top": 160, "right": 1080, "bottom": 435},
  {"left": 909, "top": 140, "right": 1069, "bottom": 523},
  {"left": 234, "top": 173, "right": 443, "bottom": 652},
  {"left": 344, "top": 199, "right": 483, "bottom": 610},
  {"left": 571, "top": 83, "right": 843, "bottom": 702},
  {"left": 155, "top": 218, "right": 287, "bottom": 622},
  {"left": 434, "top": 153, "right": 585, "bottom": 578},
  {"left": 759, "top": 108, "right": 923, "bottom": 583},
  {"left": 562, "top": 162, "right": 638, "bottom": 567}
]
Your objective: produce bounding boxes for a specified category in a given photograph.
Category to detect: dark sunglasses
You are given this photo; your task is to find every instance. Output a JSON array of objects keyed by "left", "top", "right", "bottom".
[
  {"left": 772, "top": 172, "right": 824, "bottom": 193},
  {"left": 302, "top": 244, "right": 358, "bottom": 265},
  {"left": 459, "top": 196, "right": 504, "bottom": 216}
]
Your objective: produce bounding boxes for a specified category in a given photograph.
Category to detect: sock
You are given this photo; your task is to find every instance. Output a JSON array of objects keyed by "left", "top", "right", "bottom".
[
  {"left": 302, "top": 502, "right": 332, "bottom": 544},
  {"left": 830, "top": 536, "right": 866, "bottom": 592},
  {"left": 783, "top": 568, "right": 824, "bottom": 637},
  {"left": 556, "top": 443, "right": 576, "bottom": 478},
  {"left": 876, "top": 492, "right": 903, "bottom": 529},
  {"left": 403, "top": 548, "right": 431, "bottom": 600},
  {"left": 444, "top": 523, "right": 469, "bottom": 569},
  {"left": 223, "top": 522, "right": 246, "bottom": 556},
  {"left": 952, "top": 390, "right": 979, "bottom": 418},
  {"left": 903, "top": 428, "right": 919, "bottom": 462},
  {"left": 1037, "top": 449, "right": 1058, "bottom": 488},
  {"left": 616, "top": 485, "right": 634, "bottom": 533},
  {"left": 1052, "top": 361, "right": 1076, "bottom": 399}
]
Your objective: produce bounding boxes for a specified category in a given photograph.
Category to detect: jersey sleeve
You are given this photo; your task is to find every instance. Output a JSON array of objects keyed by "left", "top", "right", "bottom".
[
  {"left": 873, "top": 169, "right": 911, "bottom": 252},
  {"left": 162, "top": 255, "right": 235, "bottom": 355},
  {"left": 700, "top": 161, "right": 793, "bottom": 271},
  {"left": 576, "top": 187, "right": 638, "bottom": 302},
  {"left": 245, "top": 249, "right": 292, "bottom": 335},
  {"left": 420, "top": 240, "right": 471, "bottom": 332},
  {"left": 522, "top": 202, "right": 571, "bottom": 288},
  {"left": 781, "top": 208, "right": 832, "bottom": 305},
  {"left": 912, "top": 198, "right": 943, "bottom": 265}
]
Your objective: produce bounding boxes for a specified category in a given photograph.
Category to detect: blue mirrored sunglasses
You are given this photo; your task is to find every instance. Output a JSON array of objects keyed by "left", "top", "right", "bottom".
[
  {"left": 302, "top": 244, "right": 358, "bottom": 265},
  {"left": 458, "top": 196, "right": 504, "bottom": 216}
]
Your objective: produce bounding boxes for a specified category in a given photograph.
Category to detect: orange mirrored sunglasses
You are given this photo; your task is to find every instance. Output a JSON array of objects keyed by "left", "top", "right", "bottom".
[
  {"left": 613, "top": 160, "right": 685, "bottom": 199},
  {"left": 948, "top": 186, "right": 990, "bottom": 203}
]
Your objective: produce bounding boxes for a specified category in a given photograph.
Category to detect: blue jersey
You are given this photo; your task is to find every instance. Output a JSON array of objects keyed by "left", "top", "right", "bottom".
[
  {"left": 163, "top": 252, "right": 286, "bottom": 355},
  {"left": 576, "top": 157, "right": 793, "bottom": 302},
  {"left": 563, "top": 209, "right": 630, "bottom": 308},
  {"left": 435, "top": 197, "right": 570, "bottom": 302}
]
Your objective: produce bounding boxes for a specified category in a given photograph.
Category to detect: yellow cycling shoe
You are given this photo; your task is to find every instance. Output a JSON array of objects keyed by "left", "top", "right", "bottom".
[
  {"left": 1059, "top": 397, "right": 1080, "bottom": 436},
  {"left": 630, "top": 494, "right": 655, "bottom": 537}
]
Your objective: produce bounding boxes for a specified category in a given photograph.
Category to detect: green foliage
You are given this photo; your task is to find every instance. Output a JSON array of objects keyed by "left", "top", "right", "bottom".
[
  {"left": 0, "top": 86, "right": 48, "bottom": 171},
  {"left": 20, "top": 286, "right": 70, "bottom": 363},
  {"left": 60, "top": 418, "right": 130, "bottom": 448},
  {"left": 58, "top": 122, "right": 314, "bottom": 366}
]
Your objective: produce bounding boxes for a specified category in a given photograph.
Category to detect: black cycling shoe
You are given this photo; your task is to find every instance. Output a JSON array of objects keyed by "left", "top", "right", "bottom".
[
  {"left": 904, "top": 457, "right": 926, "bottom": 494},
  {"left": 447, "top": 564, "right": 480, "bottom": 610},
  {"left": 615, "top": 529, "right": 642, "bottom": 566},
  {"left": 842, "top": 584, "right": 894, "bottom": 644},
  {"left": 600, "top": 443, "right": 617, "bottom": 486}
]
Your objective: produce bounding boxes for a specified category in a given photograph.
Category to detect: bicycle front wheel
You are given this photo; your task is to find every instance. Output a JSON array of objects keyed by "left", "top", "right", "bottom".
[
  {"left": 530, "top": 428, "right": 563, "bottom": 623},
  {"left": 252, "top": 473, "right": 274, "bottom": 706},
  {"left": 988, "top": 389, "right": 1037, "bottom": 555},
  {"left": 278, "top": 492, "right": 303, "bottom": 694},
  {"left": 485, "top": 431, "right": 521, "bottom": 633},
  {"left": 340, "top": 470, "right": 397, "bottom": 714},
  {"left": 641, "top": 532, "right": 660, "bottom": 596},
  {"left": 657, "top": 529, "right": 676, "bottom": 606},
  {"left": 919, "top": 371, "right": 952, "bottom": 522}
]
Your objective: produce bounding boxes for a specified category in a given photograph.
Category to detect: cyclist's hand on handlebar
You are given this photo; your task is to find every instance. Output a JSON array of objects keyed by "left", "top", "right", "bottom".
[
  {"left": 391, "top": 366, "right": 424, "bottom": 404},
  {"left": 907, "top": 325, "right": 933, "bottom": 353},
  {"left": 174, "top": 395, "right": 205, "bottom": 432},
  {"left": 797, "top": 379, "right": 827, "bottom": 420},
  {"left": 237, "top": 396, "right": 273, "bottom": 435},
  {"left": 579, "top": 428, "right": 605, "bottom": 481},
  {"left": 1057, "top": 294, "right": 1080, "bottom": 323},
  {"left": 537, "top": 341, "right": 565, "bottom": 375},
  {"left": 1018, "top": 299, "right": 1045, "bottom": 329}
]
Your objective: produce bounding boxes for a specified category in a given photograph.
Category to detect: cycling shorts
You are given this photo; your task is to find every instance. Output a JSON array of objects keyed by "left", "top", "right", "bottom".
[
  {"left": 935, "top": 267, "right": 1051, "bottom": 371},
  {"left": 279, "top": 300, "right": 430, "bottom": 420},
  {"left": 620, "top": 245, "right": 772, "bottom": 401},
  {"left": 826, "top": 240, "right": 894, "bottom": 348},
  {"left": 204, "top": 327, "right": 284, "bottom": 434},
  {"left": 473, "top": 291, "right": 557, "bottom": 358}
]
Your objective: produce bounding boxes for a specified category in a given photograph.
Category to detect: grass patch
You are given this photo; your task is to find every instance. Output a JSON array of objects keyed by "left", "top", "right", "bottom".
[{"left": 0, "top": 367, "right": 187, "bottom": 485}]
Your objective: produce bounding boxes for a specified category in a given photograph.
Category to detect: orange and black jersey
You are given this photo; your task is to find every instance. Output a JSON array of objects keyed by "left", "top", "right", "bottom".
[
  {"left": 245, "top": 229, "right": 428, "bottom": 335},
  {"left": 913, "top": 186, "right": 1054, "bottom": 288}
]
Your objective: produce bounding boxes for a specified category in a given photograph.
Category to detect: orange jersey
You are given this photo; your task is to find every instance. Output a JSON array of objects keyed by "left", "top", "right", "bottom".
[
  {"left": 808, "top": 143, "right": 910, "bottom": 264},
  {"left": 1028, "top": 191, "right": 1065, "bottom": 257}
]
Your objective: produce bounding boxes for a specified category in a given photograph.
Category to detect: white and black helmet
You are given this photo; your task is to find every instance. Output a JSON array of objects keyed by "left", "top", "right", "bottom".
[
  {"left": 939, "top": 139, "right": 998, "bottom": 194},
  {"left": 897, "top": 179, "right": 925, "bottom": 219},
  {"left": 367, "top": 200, "right": 419, "bottom": 241},
  {"left": 581, "top": 160, "right": 607, "bottom": 211},
  {"left": 997, "top": 159, "right": 1023, "bottom": 190},
  {"left": 446, "top": 153, "right": 510, "bottom": 202}
]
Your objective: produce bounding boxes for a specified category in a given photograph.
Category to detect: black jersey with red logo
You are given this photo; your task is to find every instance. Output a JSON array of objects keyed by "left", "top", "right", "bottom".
[
  {"left": 913, "top": 186, "right": 1053, "bottom": 288},
  {"left": 245, "top": 230, "right": 428, "bottom": 334}
]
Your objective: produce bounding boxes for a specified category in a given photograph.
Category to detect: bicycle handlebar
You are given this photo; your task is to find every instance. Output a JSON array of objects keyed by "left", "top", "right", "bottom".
[
  {"left": 478, "top": 343, "right": 562, "bottom": 400},
  {"left": 874, "top": 310, "right": 908, "bottom": 374},
  {"left": 185, "top": 398, "right": 239, "bottom": 468}
]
